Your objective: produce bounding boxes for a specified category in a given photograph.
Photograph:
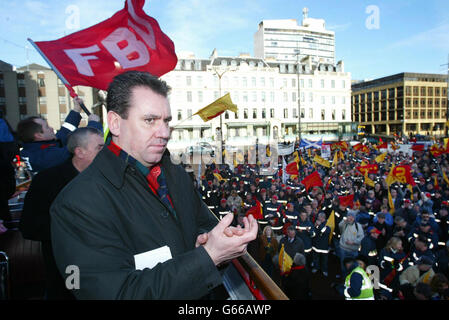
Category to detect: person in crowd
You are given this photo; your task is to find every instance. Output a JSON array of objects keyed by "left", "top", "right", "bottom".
[
  {"left": 0, "top": 142, "right": 16, "bottom": 225},
  {"left": 282, "top": 253, "right": 311, "bottom": 300},
  {"left": 227, "top": 189, "right": 242, "bottom": 215},
  {"left": 337, "top": 256, "right": 375, "bottom": 300},
  {"left": 258, "top": 226, "right": 278, "bottom": 277},
  {"left": 339, "top": 210, "right": 364, "bottom": 276},
  {"left": 400, "top": 256, "right": 435, "bottom": 287},
  {"left": 392, "top": 216, "right": 412, "bottom": 253},
  {"left": 373, "top": 212, "right": 392, "bottom": 252},
  {"left": 16, "top": 97, "right": 102, "bottom": 173},
  {"left": 429, "top": 273, "right": 449, "bottom": 300},
  {"left": 311, "top": 212, "right": 331, "bottom": 277},
  {"left": 214, "top": 198, "right": 232, "bottom": 221},
  {"left": 50, "top": 71, "right": 258, "bottom": 299},
  {"left": 435, "top": 240, "right": 449, "bottom": 278},
  {"left": 296, "top": 211, "right": 314, "bottom": 267},
  {"left": 359, "top": 226, "right": 381, "bottom": 266},
  {"left": 19, "top": 127, "right": 104, "bottom": 299}
]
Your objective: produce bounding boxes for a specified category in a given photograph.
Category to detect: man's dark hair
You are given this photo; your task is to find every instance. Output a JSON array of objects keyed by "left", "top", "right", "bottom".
[
  {"left": 17, "top": 116, "right": 43, "bottom": 143},
  {"left": 106, "top": 71, "right": 171, "bottom": 119}
]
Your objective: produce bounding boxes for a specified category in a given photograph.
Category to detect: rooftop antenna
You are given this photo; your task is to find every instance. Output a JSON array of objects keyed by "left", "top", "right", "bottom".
[{"left": 302, "top": 7, "right": 309, "bottom": 20}]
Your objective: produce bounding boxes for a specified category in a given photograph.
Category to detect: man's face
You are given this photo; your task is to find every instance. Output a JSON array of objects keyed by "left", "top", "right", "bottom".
[
  {"left": 34, "top": 118, "right": 56, "bottom": 141},
  {"left": 80, "top": 133, "right": 104, "bottom": 165},
  {"left": 109, "top": 86, "right": 171, "bottom": 167},
  {"left": 288, "top": 229, "right": 296, "bottom": 239}
]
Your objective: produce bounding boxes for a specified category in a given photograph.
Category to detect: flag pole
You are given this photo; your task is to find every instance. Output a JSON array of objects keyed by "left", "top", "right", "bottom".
[{"left": 27, "top": 38, "right": 91, "bottom": 116}]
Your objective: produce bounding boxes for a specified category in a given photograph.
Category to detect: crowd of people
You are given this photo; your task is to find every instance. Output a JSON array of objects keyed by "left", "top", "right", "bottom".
[
  {"left": 1, "top": 76, "right": 449, "bottom": 299},
  {"left": 196, "top": 138, "right": 449, "bottom": 300}
]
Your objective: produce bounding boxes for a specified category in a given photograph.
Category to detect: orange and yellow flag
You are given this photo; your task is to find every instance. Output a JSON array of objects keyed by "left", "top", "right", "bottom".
[
  {"left": 279, "top": 244, "right": 293, "bottom": 276},
  {"left": 194, "top": 93, "right": 238, "bottom": 122}
]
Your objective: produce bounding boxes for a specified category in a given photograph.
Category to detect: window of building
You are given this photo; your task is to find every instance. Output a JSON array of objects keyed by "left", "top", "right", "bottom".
[
  {"left": 332, "top": 109, "right": 336, "bottom": 120},
  {"left": 308, "top": 79, "right": 313, "bottom": 88},
  {"left": 243, "top": 91, "right": 248, "bottom": 102},
  {"left": 309, "top": 108, "right": 313, "bottom": 119},
  {"left": 242, "top": 77, "right": 247, "bottom": 87},
  {"left": 270, "top": 92, "right": 275, "bottom": 103},
  {"left": 309, "top": 92, "right": 313, "bottom": 102},
  {"left": 177, "top": 110, "right": 182, "bottom": 120},
  {"left": 38, "top": 78, "right": 45, "bottom": 87},
  {"left": 269, "top": 78, "right": 274, "bottom": 88},
  {"left": 283, "top": 108, "right": 288, "bottom": 119},
  {"left": 321, "top": 109, "right": 325, "bottom": 120},
  {"left": 406, "top": 86, "right": 411, "bottom": 96},
  {"left": 17, "top": 79, "right": 25, "bottom": 88},
  {"left": 244, "top": 108, "right": 248, "bottom": 119},
  {"left": 214, "top": 91, "right": 219, "bottom": 100},
  {"left": 300, "top": 79, "right": 304, "bottom": 88},
  {"left": 186, "top": 76, "right": 192, "bottom": 86},
  {"left": 331, "top": 80, "right": 335, "bottom": 88},
  {"left": 187, "top": 109, "right": 192, "bottom": 118},
  {"left": 332, "top": 96, "right": 336, "bottom": 104},
  {"left": 225, "top": 112, "right": 229, "bottom": 119},
  {"left": 252, "top": 108, "right": 257, "bottom": 119},
  {"left": 321, "top": 96, "right": 325, "bottom": 104},
  {"left": 421, "top": 87, "right": 426, "bottom": 96},
  {"left": 261, "top": 92, "right": 266, "bottom": 102},
  {"left": 283, "top": 92, "right": 288, "bottom": 103},
  {"left": 321, "top": 79, "right": 325, "bottom": 88},
  {"left": 301, "top": 92, "right": 305, "bottom": 102},
  {"left": 413, "top": 86, "right": 419, "bottom": 95},
  {"left": 428, "top": 87, "right": 434, "bottom": 96},
  {"left": 260, "top": 77, "right": 266, "bottom": 87},
  {"left": 252, "top": 91, "right": 257, "bottom": 102},
  {"left": 270, "top": 108, "right": 275, "bottom": 118},
  {"left": 233, "top": 91, "right": 239, "bottom": 102},
  {"left": 292, "top": 79, "right": 296, "bottom": 88},
  {"left": 300, "top": 108, "right": 305, "bottom": 118},
  {"left": 292, "top": 92, "right": 296, "bottom": 102},
  {"left": 187, "top": 91, "right": 192, "bottom": 102},
  {"left": 283, "top": 78, "right": 287, "bottom": 88},
  {"left": 18, "top": 97, "right": 27, "bottom": 104},
  {"left": 342, "top": 109, "right": 346, "bottom": 120},
  {"left": 252, "top": 77, "right": 257, "bottom": 87},
  {"left": 262, "top": 108, "right": 266, "bottom": 119},
  {"left": 198, "top": 91, "right": 203, "bottom": 103},
  {"left": 58, "top": 96, "right": 66, "bottom": 105},
  {"left": 342, "top": 80, "right": 345, "bottom": 89}
]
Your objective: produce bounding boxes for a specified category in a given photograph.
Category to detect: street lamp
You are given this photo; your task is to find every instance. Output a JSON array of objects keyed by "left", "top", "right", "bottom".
[{"left": 295, "top": 50, "right": 302, "bottom": 143}]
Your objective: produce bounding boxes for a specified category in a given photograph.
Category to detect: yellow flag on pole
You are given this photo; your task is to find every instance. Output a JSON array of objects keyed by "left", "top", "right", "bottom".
[
  {"left": 375, "top": 152, "right": 387, "bottom": 163},
  {"left": 364, "top": 170, "right": 375, "bottom": 187},
  {"left": 326, "top": 210, "right": 335, "bottom": 244},
  {"left": 279, "top": 244, "right": 293, "bottom": 276},
  {"left": 194, "top": 93, "right": 238, "bottom": 122},
  {"left": 443, "top": 169, "right": 449, "bottom": 185},
  {"left": 313, "top": 155, "right": 331, "bottom": 168},
  {"left": 332, "top": 151, "right": 339, "bottom": 167}
]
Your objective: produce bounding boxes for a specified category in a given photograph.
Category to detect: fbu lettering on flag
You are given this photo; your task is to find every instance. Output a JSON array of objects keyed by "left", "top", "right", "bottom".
[{"left": 31, "top": 0, "right": 177, "bottom": 90}]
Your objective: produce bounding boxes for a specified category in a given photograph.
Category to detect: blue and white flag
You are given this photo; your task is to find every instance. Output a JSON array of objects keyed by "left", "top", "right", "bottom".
[{"left": 299, "top": 138, "right": 323, "bottom": 149}]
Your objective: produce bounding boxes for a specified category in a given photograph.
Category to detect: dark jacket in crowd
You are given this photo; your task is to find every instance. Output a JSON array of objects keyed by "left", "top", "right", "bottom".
[
  {"left": 282, "top": 264, "right": 311, "bottom": 300},
  {"left": 50, "top": 148, "right": 222, "bottom": 299},
  {"left": 359, "top": 234, "right": 379, "bottom": 266},
  {"left": 20, "top": 158, "right": 79, "bottom": 299},
  {"left": 0, "top": 149, "right": 15, "bottom": 222},
  {"left": 279, "top": 235, "right": 305, "bottom": 259}
]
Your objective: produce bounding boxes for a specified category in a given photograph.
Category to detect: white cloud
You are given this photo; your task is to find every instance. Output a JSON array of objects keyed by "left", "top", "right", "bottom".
[{"left": 388, "top": 23, "right": 449, "bottom": 51}]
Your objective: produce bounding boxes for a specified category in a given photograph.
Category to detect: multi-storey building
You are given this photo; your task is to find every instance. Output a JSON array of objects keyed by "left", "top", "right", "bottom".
[
  {"left": 163, "top": 50, "right": 352, "bottom": 150},
  {"left": 352, "top": 73, "right": 448, "bottom": 136},
  {"left": 254, "top": 8, "right": 335, "bottom": 65},
  {"left": 0, "top": 60, "right": 97, "bottom": 131}
]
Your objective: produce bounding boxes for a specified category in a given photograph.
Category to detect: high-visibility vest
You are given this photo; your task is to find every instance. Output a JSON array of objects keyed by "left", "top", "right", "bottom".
[{"left": 344, "top": 266, "right": 375, "bottom": 300}]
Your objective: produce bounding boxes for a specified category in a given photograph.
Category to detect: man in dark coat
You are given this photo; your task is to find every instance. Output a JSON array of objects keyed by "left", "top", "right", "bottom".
[
  {"left": 50, "top": 71, "right": 258, "bottom": 300},
  {"left": 20, "top": 127, "right": 104, "bottom": 299}
]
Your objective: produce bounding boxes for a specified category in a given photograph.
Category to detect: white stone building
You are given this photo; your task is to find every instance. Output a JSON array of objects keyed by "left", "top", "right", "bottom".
[{"left": 162, "top": 50, "right": 352, "bottom": 151}]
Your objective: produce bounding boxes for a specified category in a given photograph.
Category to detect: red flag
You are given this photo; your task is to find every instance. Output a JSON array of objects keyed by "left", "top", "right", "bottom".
[
  {"left": 356, "top": 164, "right": 379, "bottom": 175},
  {"left": 411, "top": 144, "right": 425, "bottom": 151},
  {"left": 338, "top": 194, "right": 354, "bottom": 208},
  {"left": 301, "top": 171, "right": 323, "bottom": 191},
  {"left": 246, "top": 200, "right": 263, "bottom": 220},
  {"left": 286, "top": 161, "right": 299, "bottom": 176},
  {"left": 391, "top": 165, "right": 416, "bottom": 186},
  {"left": 353, "top": 143, "right": 370, "bottom": 153},
  {"left": 32, "top": 0, "right": 177, "bottom": 90}
]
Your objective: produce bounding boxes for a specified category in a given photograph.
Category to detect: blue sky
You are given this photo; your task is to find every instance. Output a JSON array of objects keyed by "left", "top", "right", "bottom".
[{"left": 1, "top": 0, "right": 449, "bottom": 80}]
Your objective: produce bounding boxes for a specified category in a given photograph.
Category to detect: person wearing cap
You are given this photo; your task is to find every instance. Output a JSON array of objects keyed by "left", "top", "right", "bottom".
[
  {"left": 214, "top": 198, "right": 233, "bottom": 222},
  {"left": 337, "top": 256, "right": 375, "bottom": 300},
  {"left": 420, "top": 192, "right": 434, "bottom": 216},
  {"left": 311, "top": 212, "right": 331, "bottom": 277},
  {"left": 360, "top": 226, "right": 381, "bottom": 266},
  {"left": 282, "top": 253, "right": 311, "bottom": 300},
  {"left": 400, "top": 255, "right": 435, "bottom": 287},
  {"left": 407, "top": 219, "right": 439, "bottom": 251},
  {"left": 265, "top": 194, "right": 282, "bottom": 222},
  {"left": 339, "top": 210, "right": 365, "bottom": 276},
  {"left": 409, "top": 235, "right": 436, "bottom": 267}
]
